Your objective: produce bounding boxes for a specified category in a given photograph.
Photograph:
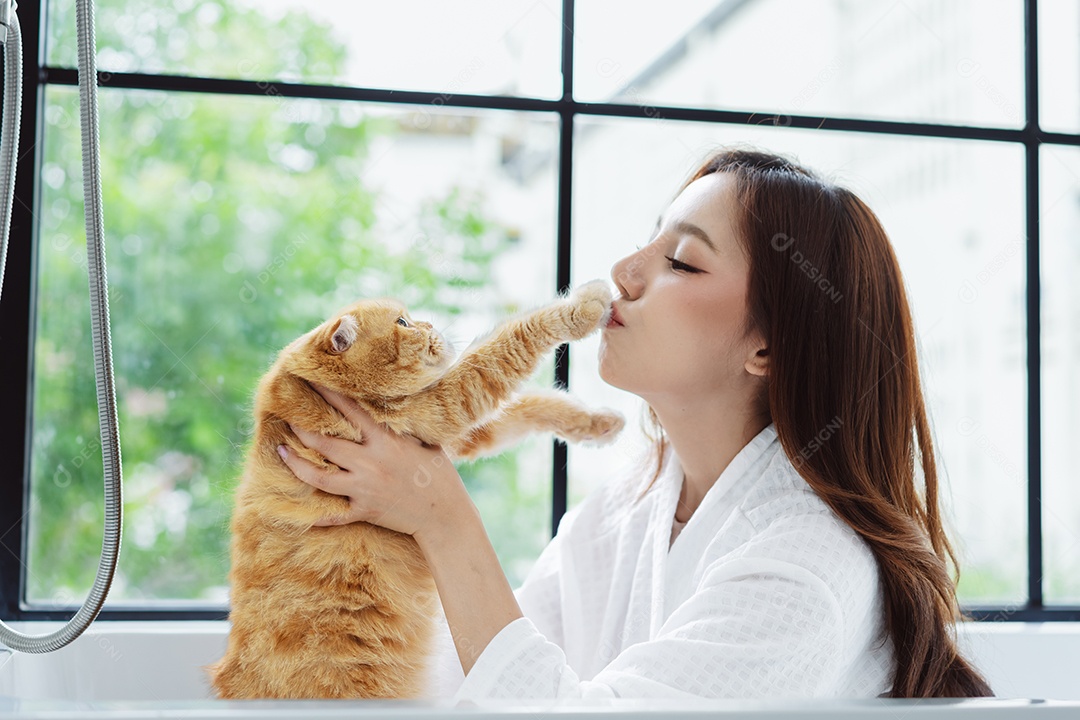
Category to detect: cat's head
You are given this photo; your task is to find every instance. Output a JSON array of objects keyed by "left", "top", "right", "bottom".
[{"left": 285, "top": 298, "right": 454, "bottom": 398}]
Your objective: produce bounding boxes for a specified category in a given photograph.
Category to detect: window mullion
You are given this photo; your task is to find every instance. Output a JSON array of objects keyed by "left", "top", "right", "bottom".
[
  {"left": 0, "top": 0, "right": 45, "bottom": 621},
  {"left": 1023, "top": 0, "right": 1043, "bottom": 611},
  {"left": 552, "top": 0, "right": 575, "bottom": 537}
]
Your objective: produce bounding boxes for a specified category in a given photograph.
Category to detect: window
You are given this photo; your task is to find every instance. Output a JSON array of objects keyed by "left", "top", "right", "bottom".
[{"left": 1, "top": 0, "right": 1076, "bottom": 621}]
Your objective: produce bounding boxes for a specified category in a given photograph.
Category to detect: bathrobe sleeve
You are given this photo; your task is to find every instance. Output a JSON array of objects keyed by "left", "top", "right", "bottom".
[
  {"left": 453, "top": 515, "right": 853, "bottom": 700},
  {"left": 425, "top": 504, "right": 578, "bottom": 698}
]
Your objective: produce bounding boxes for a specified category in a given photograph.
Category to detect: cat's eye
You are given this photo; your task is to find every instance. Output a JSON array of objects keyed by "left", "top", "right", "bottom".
[{"left": 396, "top": 317, "right": 409, "bottom": 328}]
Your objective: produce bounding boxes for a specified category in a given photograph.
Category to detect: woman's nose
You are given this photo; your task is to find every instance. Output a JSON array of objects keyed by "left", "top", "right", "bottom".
[{"left": 611, "top": 249, "right": 646, "bottom": 300}]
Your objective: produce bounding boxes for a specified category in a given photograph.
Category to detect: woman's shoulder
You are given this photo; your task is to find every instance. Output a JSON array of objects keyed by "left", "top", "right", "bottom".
[
  {"left": 738, "top": 448, "right": 848, "bottom": 530},
  {"left": 730, "top": 449, "right": 881, "bottom": 598}
]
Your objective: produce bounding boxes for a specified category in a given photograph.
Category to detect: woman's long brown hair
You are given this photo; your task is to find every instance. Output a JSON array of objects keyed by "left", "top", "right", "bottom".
[{"left": 639, "top": 148, "right": 992, "bottom": 698}]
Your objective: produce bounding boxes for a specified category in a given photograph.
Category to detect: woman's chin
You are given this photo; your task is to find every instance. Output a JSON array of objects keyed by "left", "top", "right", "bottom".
[{"left": 596, "top": 357, "right": 622, "bottom": 391}]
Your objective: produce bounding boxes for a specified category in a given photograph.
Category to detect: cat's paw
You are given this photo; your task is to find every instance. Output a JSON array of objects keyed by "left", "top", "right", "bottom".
[
  {"left": 558, "top": 409, "right": 625, "bottom": 446},
  {"left": 562, "top": 280, "right": 613, "bottom": 340}
]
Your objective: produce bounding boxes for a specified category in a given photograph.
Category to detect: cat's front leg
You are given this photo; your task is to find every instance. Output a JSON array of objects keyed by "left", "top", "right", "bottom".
[
  {"left": 448, "top": 390, "right": 624, "bottom": 461},
  {"left": 405, "top": 281, "right": 614, "bottom": 445},
  {"left": 541, "top": 279, "right": 614, "bottom": 343},
  {"left": 461, "top": 279, "right": 612, "bottom": 368}
]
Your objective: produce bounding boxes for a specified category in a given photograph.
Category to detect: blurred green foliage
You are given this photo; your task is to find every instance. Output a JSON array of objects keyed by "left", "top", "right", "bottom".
[
  {"left": 956, "top": 567, "right": 1024, "bottom": 607},
  {"left": 29, "top": 1, "right": 551, "bottom": 604}
]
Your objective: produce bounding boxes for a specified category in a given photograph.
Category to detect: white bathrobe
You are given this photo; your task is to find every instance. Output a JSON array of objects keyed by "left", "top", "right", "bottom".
[{"left": 429, "top": 423, "right": 894, "bottom": 700}]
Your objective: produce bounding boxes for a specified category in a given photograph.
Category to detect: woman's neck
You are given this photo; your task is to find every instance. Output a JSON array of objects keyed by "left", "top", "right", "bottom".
[{"left": 650, "top": 397, "right": 768, "bottom": 523}]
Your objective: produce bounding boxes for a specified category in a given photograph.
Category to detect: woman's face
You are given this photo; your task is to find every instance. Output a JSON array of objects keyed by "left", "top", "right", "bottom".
[{"left": 599, "top": 172, "right": 766, "bottom": 401}]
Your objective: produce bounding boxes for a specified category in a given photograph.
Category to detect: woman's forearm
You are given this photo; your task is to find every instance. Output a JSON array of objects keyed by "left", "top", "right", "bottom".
[{"left": 416, "top": 491, "right": 524, "bottom": 675}]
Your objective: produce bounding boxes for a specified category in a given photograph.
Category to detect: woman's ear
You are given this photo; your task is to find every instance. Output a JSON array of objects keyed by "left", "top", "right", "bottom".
[
  {"left": 328, "top": 315, "right": 360, "bottom": 354},
  {"left": 745, "top": 346, "right": 769, "bottom": 377}
]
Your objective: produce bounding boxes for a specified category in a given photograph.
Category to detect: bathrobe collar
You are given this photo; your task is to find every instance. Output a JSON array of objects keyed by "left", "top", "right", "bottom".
[{"left": 647, "top": 422, "right": 781, "bottom": 635}]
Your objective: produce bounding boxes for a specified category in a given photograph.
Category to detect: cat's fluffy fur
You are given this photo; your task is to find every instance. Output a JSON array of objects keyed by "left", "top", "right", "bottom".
[{"left": 207, "top": 280, "right": 623, "bottom": 699}]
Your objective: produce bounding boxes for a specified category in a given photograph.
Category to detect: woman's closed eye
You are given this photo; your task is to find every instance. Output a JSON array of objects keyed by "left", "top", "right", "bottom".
[{"left": 666, "top": 256, "right": 701, "bottom": 273}]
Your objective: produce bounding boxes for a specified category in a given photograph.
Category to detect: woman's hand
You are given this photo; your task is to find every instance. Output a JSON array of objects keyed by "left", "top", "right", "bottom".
[{"left": 277, "top": 384, "right": 469, "bottom": 540}]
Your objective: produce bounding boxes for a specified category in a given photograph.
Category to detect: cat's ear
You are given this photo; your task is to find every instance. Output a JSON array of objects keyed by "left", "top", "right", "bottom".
[{"left": 328, "top": 315, "right": 360, "bottom": 354}]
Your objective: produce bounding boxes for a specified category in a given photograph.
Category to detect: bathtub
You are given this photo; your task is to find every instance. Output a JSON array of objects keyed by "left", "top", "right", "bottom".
[{"left": 1, "top": 620, "right": 1078, "bottom": 719}]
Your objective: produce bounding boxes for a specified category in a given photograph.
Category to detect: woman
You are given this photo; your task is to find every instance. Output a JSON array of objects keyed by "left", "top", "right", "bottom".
[{"left": 278, "top": 148, "right": 993, "bottom": 699}]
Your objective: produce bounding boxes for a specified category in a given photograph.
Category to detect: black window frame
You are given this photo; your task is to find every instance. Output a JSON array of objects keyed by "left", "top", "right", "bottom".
[{"left": 2, "top": 0, "right": 1078, "bottom": 622}]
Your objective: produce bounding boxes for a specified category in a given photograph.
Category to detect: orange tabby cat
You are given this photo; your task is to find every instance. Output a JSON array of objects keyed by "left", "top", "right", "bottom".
[{"left": 207, "top": 280, "right": 623, "bottom": 699}]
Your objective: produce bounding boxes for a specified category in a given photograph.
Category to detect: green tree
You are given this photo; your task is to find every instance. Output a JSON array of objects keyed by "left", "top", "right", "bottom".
[{"left": 30, "top": 1, "right": 552, "bottom": 603}]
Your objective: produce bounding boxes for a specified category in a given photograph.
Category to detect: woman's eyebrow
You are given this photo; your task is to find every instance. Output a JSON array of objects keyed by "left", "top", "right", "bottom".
[{"left": 670, "top": 220, "right": 718, "bottom": 253}]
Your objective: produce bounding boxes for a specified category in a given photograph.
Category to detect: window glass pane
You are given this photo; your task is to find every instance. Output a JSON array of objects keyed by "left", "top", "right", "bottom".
[
  {"left": 1042, "top": 144, "right": 1080, "bottom": 604},
  {"left": 1039, "top": 0, "right": 1080, "bottom": 133},
  {"left": 575, "top": 0, "right": 1023, "bottom": 128},
  {"left": 46, "top": 0, "right": 562, "bottom": 98},
  {"left": 28, "top": 86, "right": 558, "bottom": 604},
  {"left": 567, "top": 117, "right": 1026, "bottom": 606}
]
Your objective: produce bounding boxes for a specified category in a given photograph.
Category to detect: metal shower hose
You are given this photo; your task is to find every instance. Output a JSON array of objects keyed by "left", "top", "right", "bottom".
[{"left": 0, "top": 0, "right": 123, "bottom": 653}]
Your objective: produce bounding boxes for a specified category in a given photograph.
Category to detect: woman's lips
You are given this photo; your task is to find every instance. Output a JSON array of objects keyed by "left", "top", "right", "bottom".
[{"left": 606, "top": 304, "right": 625, "bottom": 328}]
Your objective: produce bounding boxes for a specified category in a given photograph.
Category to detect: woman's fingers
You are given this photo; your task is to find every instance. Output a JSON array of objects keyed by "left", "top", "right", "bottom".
[
  {"left": 290, "top": 425, "right": 358, "bottom": 471},
  {"left": 312, "top": 383, "right": 373, "bottom": 438},
  {"left": 277, "top": 443, "right": 352, "bottom": 497}
]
